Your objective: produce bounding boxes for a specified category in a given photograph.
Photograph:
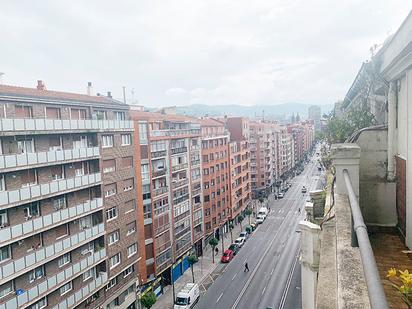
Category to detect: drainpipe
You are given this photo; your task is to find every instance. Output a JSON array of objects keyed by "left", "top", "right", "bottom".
[{"left": 387, "top": 81, "right": 397, "bottom": 181}]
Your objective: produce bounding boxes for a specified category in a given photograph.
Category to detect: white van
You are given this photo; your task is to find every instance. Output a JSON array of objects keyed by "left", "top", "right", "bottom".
[
  {"left": 174, "top": 283, "right": 200, "bottom": 309},
  {"left": 258, "top": 207, "right": 268, "bottom": 218}
]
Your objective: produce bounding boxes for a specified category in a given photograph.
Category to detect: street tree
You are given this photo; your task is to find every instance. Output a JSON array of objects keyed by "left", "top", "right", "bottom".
[
  {"left": 238, "top": 215, "right": 244, "bottom": 231},
  {"left": 140, "top": 291, "right": 157, "bottom": 309},
  {"left": 245, "top": 209, "right": 253, "bottom": 225},
  {"left": 209, "top": 237, "right": 219, "bottom": 263},
  {"left": 229, "top": 223, "right": 234, "bottom": 243},
  {"left": 187, "top": 254, "right": 198, "bottom": 283}
]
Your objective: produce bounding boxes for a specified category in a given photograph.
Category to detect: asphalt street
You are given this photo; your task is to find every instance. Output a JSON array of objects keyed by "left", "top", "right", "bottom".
[{"left": 197, "top": 154, "right": 323, "bottom": 309}]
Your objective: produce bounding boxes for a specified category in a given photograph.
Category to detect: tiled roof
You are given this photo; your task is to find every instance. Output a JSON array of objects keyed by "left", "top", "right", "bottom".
[
  {"left": 199, "top": 117, "right": 225, "bottom": 127},
  {"left": 130, "top": 110, "right": 199, "bottom": 123},
  {"left": 0, "top": 84, "right": 123, "bottom": 105}
]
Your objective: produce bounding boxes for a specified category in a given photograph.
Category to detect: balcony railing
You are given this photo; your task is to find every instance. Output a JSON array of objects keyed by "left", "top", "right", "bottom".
[
  {"left": 190, "top": 159, "right": 200, "bottom": 166},
  {"left": 152, "top": 169, "right": 167, "bottom": 178},
  {"left": 172, "top": 178, "right": 188, "bottom": 189},
  {"left": 0, "top": 198, "right": 103, "bottom": 246},
  {"left": 0, "top": 147, "right": 100, "bottom": 172},
  {"left": 342, "top": 169, "right": 388, "bottom": 309},
  {"left": 0, "top": 118, "right": 133, "bottom": 134},
  {"left": 150, "top": 129, "right": 200, "bottom": 138},
  {"left": 173, "top": 194, "right": 189, "bottom": 205},
  {"left": 4, "top": 249, "right": 106, "bottom": 309},
  {"left": 155, "top": 241, "right": 171, "bottom": 255},
  {"left": 0, "top": 172, "right": 102, "bottom": 208},
  {"left": 0, "top": 223, "right": 105, "bottom": 283},
  {"left": 171, "top": 147, "right": 188, "bottom": 155},
  {"left": 151, "top": 150, "right": 167, "bottom": 158},
  {"left": 152, "top": 186, "right": 168, "bottom": 197},
  {"left": 51, "top": 271, "right": 108, "bottom": 309},
  {"left": 172, "top": 163, "right": 188, "bottom": 172},
  {"left": 194, "top": 217, "right": 203, "bottom": 226}
]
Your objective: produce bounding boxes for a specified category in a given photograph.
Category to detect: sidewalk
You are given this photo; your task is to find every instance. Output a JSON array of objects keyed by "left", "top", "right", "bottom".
[{"left": 152, "top": 220, "right": 247, "bottom": 309}]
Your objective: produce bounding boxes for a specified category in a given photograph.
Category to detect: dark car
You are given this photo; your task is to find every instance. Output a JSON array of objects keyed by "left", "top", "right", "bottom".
[
  {"left": 228, "top": 243, "right": 240, "bottom": 255},
  {"left": 221, "top": 250, "right": 234, "bottom": 263},
  {"left": 302, "top": 186, "right": 307, "bottom": 193}
]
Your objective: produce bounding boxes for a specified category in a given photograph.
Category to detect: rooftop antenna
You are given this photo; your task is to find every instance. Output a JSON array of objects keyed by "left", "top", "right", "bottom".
[{"left": 0, "top": 72, "right": 4, "bottom": 84}]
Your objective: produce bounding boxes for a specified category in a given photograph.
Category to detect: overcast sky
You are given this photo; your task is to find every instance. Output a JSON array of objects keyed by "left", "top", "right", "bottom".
[{"left": 1, "top": 1, "right": 411, "bottom": 107}]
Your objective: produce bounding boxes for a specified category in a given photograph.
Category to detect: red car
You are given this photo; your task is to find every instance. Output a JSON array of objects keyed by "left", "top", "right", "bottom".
[{"left": 221, "top": 249, "right": 234, "bottom": 263}]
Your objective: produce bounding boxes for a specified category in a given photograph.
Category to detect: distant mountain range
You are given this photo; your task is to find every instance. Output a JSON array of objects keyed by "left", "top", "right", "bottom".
[{"left": 169, "top": 103, "right": 333, "bottom": 121}]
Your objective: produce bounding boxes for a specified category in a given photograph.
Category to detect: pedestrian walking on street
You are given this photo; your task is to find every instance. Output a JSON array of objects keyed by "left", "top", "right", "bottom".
[
  {"left": 298, "top": 208, "right": 301, "bottom": 214},
  {"left": 244, "top": 262, "right": 249, "bottom": 272}
]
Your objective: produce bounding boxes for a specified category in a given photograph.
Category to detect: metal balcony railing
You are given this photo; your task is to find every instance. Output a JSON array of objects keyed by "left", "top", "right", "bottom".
[
  {"left": 171, "top": 162, "right": 188, "bottom": 172},
  {"left": 51, "top": 271, "right": 108, "bottom": 309},
  {"left": 3, "top": 249, "right": 106, "bottom": 309},
  {"left": 0, "top": 172, "right": 102, "bottom": 208},
  {"left": 0, "top": 147, "right": 100, "bottom": 172},
  {"left": 0, "top": 118, "right": 133, "bottom": 134},
  {"left": 343, "top": 169, "right": 388, "bottom": 309},
  {"left": 0, "top": 198, "right": 103, "bottom": 246},
  {"left": 0, "top": 223, "right": 105, "bottom": 284}
]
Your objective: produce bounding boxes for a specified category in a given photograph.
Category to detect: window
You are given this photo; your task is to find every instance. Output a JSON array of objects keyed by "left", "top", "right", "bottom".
[
  {"left": 141, "top": 164, "right": 149, "bottom": 180},
  {"left": 110, "top": 253, "right": 121, "bottom": 269},
  {"left": 138, "top": 123, "right": 147, "bottom": 141},
  {"left": 94, "top": 110, "right": 107, "bottom": 120},
  {"left": 0, "top": 281, "right": 13, "bottom": 299},
  {"left": 106, "top": 207, "right": 118, "bottom": 221},
  {"left": 103, "top": 159, "right": 116, "bottom": 173},
  {"left": 127, "top": 243, "right": 137, "bottom": 257},
  {"left": 79, "top": 215, "right": 92, "bottom": 230},
  {"left": 15, "top": 105, "right": 33, "bottom": 118},
  {"left": 121, "top": 156, "right": 133, "bottom": 168},
  {"left": 0, "top": 246, "right": 10, "bottom": 262},
  {"left": 108, "top": 230, "right": 120, "bottom": 245},
  {"left": 0, "top": 210, "right": 7, "bottom": 227},
  {"left": 142, "top": 184, "right": 151, "bottom": 200},
  {"left": 125, "top": 199, "right": 136, "bottom": 214},
  {"left": 0, "top": 175, "right": 4, "bottom": 191},
  {"left": 105, "top": 183, "right": 117, "bottom": 197},
  {"left": 123, "top": 178, "right": 134, "bottom": 192},
  {"left": 27, "top": 297, "right": 47, "bottom": 309},
  {"left": 21, "top": 170, "right": 37, "bottom": 187},
  {"left": 121, "top": 134, "right": 131, "bottom": 145},
  {"left": 17, "top": 138, "right": 34, "bottom": 153},
  {"left": 74, "top": 162, "right": 88, "bottom": 176},
  {"left": 71, "top": 108, "right": 86, "bottom": 120},
  {"left": 29, "top": 266, "right": 44, "bottom": 283},
  {"left": 58, "top": 253, "right": 71, "bottom": 267},
  {"left": 24, "top": 202, "right": 40, "bottom": 219},
  {"left": 53, "top": 196, "right": 67, "bottom": 211},
  {"left": 106, "top": 277, "right": 117, "bottom": 290},
  {"left": 59, "top": 281, "right": 72, "bottom": 296},
  {"left": 102, "top": 135, "right": 114, "bottom": 148},
  {"left": 73, "top": 135, "right": 88, "bottom": 149},
  {"left": 46, "top": 107, "right": 61, "bottom": 119},
  {"left": 49, "top": 136, "right": 63, "bottom": 151},
  {"left": 83, "top": 268, "right": 95, "bottom": 281},
  {"left": 127, "top": 221, "right": 136, "bottom": 235},
  {"left": 51, "top": 166, "right": 64, "bottom": 181},
  {"left": 115, "top": 111, "right": 126, "bottom": 121},
  {"left": 123, "top": 265, "right": 134, "bottom": 278}
]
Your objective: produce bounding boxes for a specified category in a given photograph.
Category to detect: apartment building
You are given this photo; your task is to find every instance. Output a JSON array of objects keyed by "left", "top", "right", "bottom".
[
  {"left": 224, "top": 117, "right": 252, "bottom": 220},
  {"left": 0, "top": 82, "right": 140, "bottom": 309},
  {"left": 249, "top": 121, "right": 279, "bottom": 198},
  {"left": 130, "top": 109, "right": 203, "bottom": 293},
  {"left": 200, "top": 118, "right": 231, "bottom": 238},
  {"left": 288, "top": 124, "right": 305, "bottom": 165},
  {"left": 279, "top": 126, "right": 294, "bottom": 178}
]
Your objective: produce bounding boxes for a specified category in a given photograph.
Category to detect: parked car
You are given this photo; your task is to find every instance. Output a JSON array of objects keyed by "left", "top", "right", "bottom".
[
  {"left": 302, "top": 186, "right": 307, "bottom": 193},
  {"left": 228, "top": 243, "right": 240, "bottom": 255},
  {"left": 234, "top": 237, "right": 245, "bottom": 248},
  {"left": 278, "top": 192, "right": 284, "bottom": 199},
  {"left": 239, "top": 231, "right": 249, "bottom": 241},
  {"left": 250, "top": 223, "right": 257, "bottom": 231},
  {"left": 221, "top": 249, "right": 234, "bottom": 263},
  {"left": 256, "top": 215, "right": 265, "bottom": 224}
]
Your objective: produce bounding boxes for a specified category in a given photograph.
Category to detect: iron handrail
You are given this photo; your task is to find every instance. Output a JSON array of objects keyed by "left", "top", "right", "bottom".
[{"left": 343, "top": 169, "right": 389, "bottom": 309}]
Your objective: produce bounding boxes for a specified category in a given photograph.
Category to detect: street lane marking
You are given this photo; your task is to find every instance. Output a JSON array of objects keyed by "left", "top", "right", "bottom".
[
  {"left": 232, "top": 273, "right": 238, "bottom": 281},
  {"left": 270, "top": 267, "right": 275, "bottom": 275},
  {"left": 216, "top": 292, "right": 224, "bottom": 303},
  {"left": 261, "top": 285, "right": 267, "bottom": 296}
]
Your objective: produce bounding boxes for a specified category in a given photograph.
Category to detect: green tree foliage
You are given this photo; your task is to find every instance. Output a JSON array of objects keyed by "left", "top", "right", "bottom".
[
  {"left": 238, "top": 215, "right": 244, "bottom": 231},
  {"left": 141, "top": 291, "right": 157, "bottom": 309},
  {"left": 326, "top": 105, "right": 376, "bottom": 143},
  {"left": 209, "top": 237, "right": 219, "bottom": 263},
  {"left": 245, "top": 209, "right": 253, "bottom": 225},
  {"left": 229, "top": 223, "right": 234, "bottom": 243},
  {"left": 188, "top": 254, "right": 198, "bottom": 283}
]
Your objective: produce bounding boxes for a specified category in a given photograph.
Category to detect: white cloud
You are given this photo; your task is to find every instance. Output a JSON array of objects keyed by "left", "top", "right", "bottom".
[{"left": 0, "top": 0, "right": 411, "bottom": 107}]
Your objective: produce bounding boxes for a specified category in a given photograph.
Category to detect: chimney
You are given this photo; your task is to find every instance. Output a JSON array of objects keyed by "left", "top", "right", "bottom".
[
  {"left": 87, "top": 82, "right": 93, "bottom": 96},
  {"left": 107, "top": 91, "right": 112, "bottom": 98},
  {"left": 37, "top": 80, "right": 46, "bottom": 90}
]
